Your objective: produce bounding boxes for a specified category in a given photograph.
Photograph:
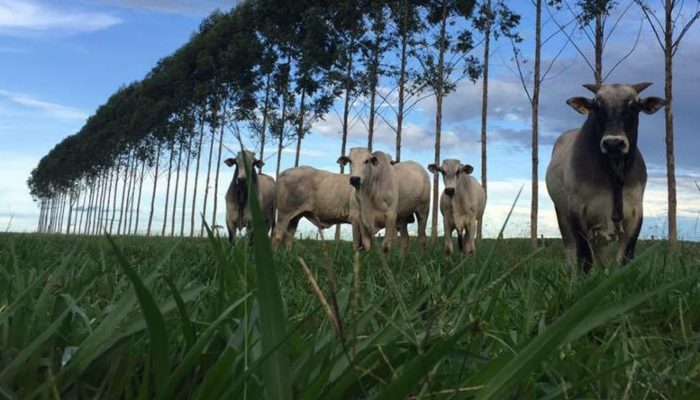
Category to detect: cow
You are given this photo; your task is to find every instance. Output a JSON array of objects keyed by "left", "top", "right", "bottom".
[
  {"left": 545, "top": 82, "right": 665, "bottom": 271},
  {"left": 337, "top": 148, "right": 430, "bottom": 255},
  {"left": 271, "top": 166, "right": 360, "bottom": 250},
  {"left": 223, "top": 150, "right": 276, "bottom": 244},
  {"left": 428, "top": 159, "right": 486, "bottom": 256}
]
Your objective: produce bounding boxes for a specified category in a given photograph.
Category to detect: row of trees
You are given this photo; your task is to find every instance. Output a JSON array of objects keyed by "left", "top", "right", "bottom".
[{"left": 28, "top": 0, "right": 698, "bottom": 246}]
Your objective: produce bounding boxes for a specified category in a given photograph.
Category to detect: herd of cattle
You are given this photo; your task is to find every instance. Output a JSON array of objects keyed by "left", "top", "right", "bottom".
[{"left": 224, "top": 83, "right": 666, "bottom": 271}]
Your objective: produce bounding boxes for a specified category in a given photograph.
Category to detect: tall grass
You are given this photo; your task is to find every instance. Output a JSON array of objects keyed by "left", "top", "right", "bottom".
[{"left": 1, "top": 225, "right": 699, "bottom": 398}]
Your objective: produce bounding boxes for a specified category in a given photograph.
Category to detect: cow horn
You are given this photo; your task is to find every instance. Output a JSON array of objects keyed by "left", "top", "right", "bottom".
[
  {"left": 582, "top": 84, "right": 600, "bottom": 94},
  {"left": 631, "top": 82, "right": 653, "bottom": 94}
]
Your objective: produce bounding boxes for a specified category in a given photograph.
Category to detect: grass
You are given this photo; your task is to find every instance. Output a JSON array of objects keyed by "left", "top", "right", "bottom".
[{"left": 1, "top": 230, "right": 700, "bottom": 399}]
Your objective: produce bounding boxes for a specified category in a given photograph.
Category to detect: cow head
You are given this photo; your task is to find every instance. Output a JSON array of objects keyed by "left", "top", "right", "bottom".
[
  {"left": 337, "top": 147, "right": 389, "bottom": 188},
  {"left": 428, "top": 159, "right": 473, "bottom": 198},
  {"left": 566, "top": 83, "right": 666, "bottom": 158},
  {"left": 224, "top": 150, "right": 264, "bottom": 183}
]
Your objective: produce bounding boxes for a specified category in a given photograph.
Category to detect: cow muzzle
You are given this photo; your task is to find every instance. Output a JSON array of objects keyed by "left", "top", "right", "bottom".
[
  {"left": 349, "top": 176, "right": 361, "bottom": 187},
  {"left": 236, "top": 177, "right": 246, "bottom": 184},
  {"left": 445, "top": 188, "right": 455, "bottom": 197},
  {"left": 600, "top": 136, "right": 629, "bottom": 157}
]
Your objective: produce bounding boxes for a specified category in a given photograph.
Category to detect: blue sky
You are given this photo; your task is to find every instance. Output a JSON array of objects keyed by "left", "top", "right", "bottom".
[{"left": 1, "top": 0, "right": 699, "bottom": 240}]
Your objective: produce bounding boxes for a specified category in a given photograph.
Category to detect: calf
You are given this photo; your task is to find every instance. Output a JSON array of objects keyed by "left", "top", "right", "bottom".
[
  {"left": 545, "top": 83, "right": 665, "bottom": 271},
  {"left": 338, "top": 148, "right": 430, "bottom": 255},
  {"left": 428, "top": 159, "right": 485, "bottom": 256},
  {"left": 224, "top": 150, "right": 276, "bottom": 244},
  {"left": 272, "top": 166, "right": 359, "bottom": 250}
]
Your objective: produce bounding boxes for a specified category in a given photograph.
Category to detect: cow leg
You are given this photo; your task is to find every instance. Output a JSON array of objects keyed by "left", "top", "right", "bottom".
[
  {"left": 444, "top": 218, "right": 455, "bottom": 256},
  {"left": 465, "top": 220, "right": 477, "bottom": 255},
  {"left": 554, "top": 205, "right": 576, "bottom": 268},
  {"left": 271, "top": 213, "right": 290, "bottom": 250},
  {"left": 592, "top": 234, "right": 609, "bottom": 266},
  {"left": 617, "top": 215, "right": 643, "bottom": 265},
  {"left": 226, "top": 216, "right": 237, "bottom": 245},
  {"left": 568, "top": 211, "right": 593, "bottom": 273},
  {"left": 416, "top": 206, "right": 429, "bottom": 253},
  {"left": 398, "top": 223, "right": 409, "bottom": 258},
  {"left": 285, "top": 215, "right": 301, "bottom": 250},
  {"left": 383, "top": 213, "right": 398, "bottom": 254}
]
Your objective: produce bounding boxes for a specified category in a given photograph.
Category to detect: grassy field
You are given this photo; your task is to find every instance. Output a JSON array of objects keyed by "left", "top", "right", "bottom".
[{"left": 1, "top": 229, "right": 700, "bottom": 399}]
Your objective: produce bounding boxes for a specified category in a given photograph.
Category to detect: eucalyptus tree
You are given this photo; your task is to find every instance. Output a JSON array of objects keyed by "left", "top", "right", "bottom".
[
  {"left": 634, "top": 0, "right": 700, "bottom": 248},
  {"left": 418, "top": 0, "right": 482, "bottom": 239},
  {"left": 473, "top": 0, "right": 520, "bottom": 239},
  {"left": 359, "top": 0, "right": 396, "bottom": 152}
]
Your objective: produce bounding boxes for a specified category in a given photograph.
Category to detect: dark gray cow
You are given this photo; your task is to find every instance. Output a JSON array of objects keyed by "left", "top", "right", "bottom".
[
  {"left": 224, "top": 150, "right": 276, "bottom": 244},
  {"left": 545, "top": 83, "right": 665, "bottom": 271}
]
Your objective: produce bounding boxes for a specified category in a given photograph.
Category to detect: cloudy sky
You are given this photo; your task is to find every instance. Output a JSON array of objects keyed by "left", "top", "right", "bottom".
[{"left": 1, "top": 0, "right": 699, "bottom": 240}]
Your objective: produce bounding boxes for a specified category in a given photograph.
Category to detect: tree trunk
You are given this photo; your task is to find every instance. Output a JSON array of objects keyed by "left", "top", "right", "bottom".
[
  {"left": 102, "top": 168, "right": 115, "bottom": 234},
  {"left": 78, "top": 185, "right": 87, "bottom": 234},
  {"left": 478, "top": 0, "right": 492, "bottom": 241},
  {"left": 118, "top": 155, "right": 132, "bottom": 235},
  {"left": 259, "top": 72, "right": 272, "bottom": 173},
  {"left": 396, "top": 1, "right": 408, "bottom": 162},
  {"left": 93, "top": 173, "right": 107, "bottom": 235},
  {"left": 336, "top": 35, "right": 356, "bottom": 241},
  {"left": 201, "top": 124, "right": 216, "bottom": 236},
  {"left": 431, "top": 1, "right": 448, "bottom": 240},
  {"left": 135, "top": 159, "right": 146, "bottom": 235},
  {"left": 57, "top": 195, "right": 65, "bottom": 234},
  {"left": 180, "top": 134, "right": 193, "bottom": 237},
  {"left": 85, "top": 184, "right": 95, "bottom": 235},
  {"left": 191, "top": 120, "right": 204, "bottom": 236},
  {"left": 171, "top": 141, "right": 183, "bottom": 236},
  {"left": 276, "top": 64, "right": 291, "bottom": 180},
  {"left": 46, "top": 198, "right": 53, "bottom": 234},
  {"left": 127, "top": 158, "right": 139, "bottom": 235},
  {"left": 212, "top": 112, "right": 226, "bottom": 230},
  {"left": 162, "top": 142, "right": 175, "bottom": 236},
  {"left": 110, "top": 162, "right": 121, "bottom": 234},
  {"left": 367, "top": 33, "right": 381, "bottom": 152},
  {"left": 595, "top": 12, "right": 603, "bottom": 85},
  {"left": 147, "top": 143, "right": 161, "bottom": 236},
  {"left": 531, "top": 0, "right": 542, "bottom": 249},
  {"left": 66, "top": 194, "right": 74, "bottom": 234},
  {"left": 294, "top": 88, "right": 306, "bottom": 167},
  {"left": 664, "top": 0, "right": 676, "bottom": 248},
  {"left": 37, "top": 200, "right": 45, "bottom": 233}
]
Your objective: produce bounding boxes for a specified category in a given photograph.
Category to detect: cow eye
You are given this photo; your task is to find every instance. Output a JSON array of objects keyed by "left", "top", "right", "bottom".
[{"left": 364, "top": 159, "right": 369, "bottom": 164}]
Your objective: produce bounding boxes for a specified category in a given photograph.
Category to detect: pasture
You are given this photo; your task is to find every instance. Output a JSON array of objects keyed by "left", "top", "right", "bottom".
[{"left": 1, "top": 230, "right": 699, "bottom": 399}]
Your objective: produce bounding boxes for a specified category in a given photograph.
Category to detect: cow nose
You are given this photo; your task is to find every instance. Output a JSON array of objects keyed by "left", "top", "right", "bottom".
[
  {"left": 602, "top": 137, "right": 627, "bottom": 155},
  {"left": 445, "top": 188, "right": 455, "bottom": 197},
  {"left": 349, "top": 176, "right": 361, "bottom": 187},
  {"left": 237, "top": 177, "right": 245, "bottom": 183}
]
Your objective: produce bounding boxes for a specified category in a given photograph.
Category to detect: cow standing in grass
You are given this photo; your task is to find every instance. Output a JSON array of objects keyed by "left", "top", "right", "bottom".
[
  {"left": 428, "top": 160, "right": 485, "bottom": 256},
  {"left": 338, "top": 148, "right": 430, "bottom": 255},
  {"left": 546, "top": 83, "right": 665, "bottom": 271},
  {"left": 224, "top": 150, "right": 276, "bottom": 244},
  {"left": 272, "top": 166, "right": 360, "bottom": 250}
]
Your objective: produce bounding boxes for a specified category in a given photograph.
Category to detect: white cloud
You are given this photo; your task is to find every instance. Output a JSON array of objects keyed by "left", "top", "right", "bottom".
[
  {"left": 87, "top": 0, "right": 233, "bottom": 15},
  {"left": 0, "top": 89, "right": 88, "bottom": 121},
  {"left": 0, "top": 0, "right": 121, "bottom": 35}
]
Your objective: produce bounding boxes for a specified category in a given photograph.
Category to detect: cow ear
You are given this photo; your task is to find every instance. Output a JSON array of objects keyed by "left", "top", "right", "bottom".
[
  {"left": 639, "top": 96, "right": 666, "bottom": 115},
  {"left": 337, "top": 156, "right": 350, "bottom": 166},
  {"left": 461, "top": 164, "right": 474, "bottom": 175},
  {"left": 370, "top": 156, "right": 379, "bottom": 166},
  {"left": 253, "top": 159, "right": 265, "bottom": 168},
  {"left": 582, "top": 83, "right": 600, "bottom": 94},
  {"left": 224, "top": 158, "right": 236, "bottom": 167},
  {"left": 566, "top": 97, "right": 593, "bottom": 114},
  {"left": 427, "top": 163, "right": 440, "bottom": 174}
]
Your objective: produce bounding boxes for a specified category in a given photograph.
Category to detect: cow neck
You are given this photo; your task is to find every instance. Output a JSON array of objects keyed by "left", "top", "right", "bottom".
[
  {"left": 363, "top": 163, "right": 391, "bottom": 198},
  {"left": 581, "top": 115, "right": 636, "bottom": 229},
  {"left": 233, "top": 166, "right": 258, "bottom": 228},
  {"left": 455, "top": 174, "right": 472, "bottom": 202}
]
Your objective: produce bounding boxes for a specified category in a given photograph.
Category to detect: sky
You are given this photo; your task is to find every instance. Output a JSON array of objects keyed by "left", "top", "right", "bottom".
[{"left": 0, "top": 0, "right": 699, "bottom": 240}]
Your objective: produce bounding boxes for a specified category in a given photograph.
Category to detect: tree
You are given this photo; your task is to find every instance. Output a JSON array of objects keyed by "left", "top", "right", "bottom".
[
  {"left": 473, "top": 0, "right": 520, "bottom": 239},
  {"left": 636, "top": 0, "right": 700, "bottom": 248},
  {"left": 419, "top": 0, "right": 481, "bottom": 239}
]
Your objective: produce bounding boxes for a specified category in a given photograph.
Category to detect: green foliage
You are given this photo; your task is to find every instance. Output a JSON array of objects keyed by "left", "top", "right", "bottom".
[{"left": 1, "top": 231, "right": 699, "bottom": 399}]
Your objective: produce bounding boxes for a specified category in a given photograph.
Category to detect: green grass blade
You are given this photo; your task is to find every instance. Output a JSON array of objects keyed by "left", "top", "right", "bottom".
[
  {"left": 163, "top": 276, "right": 196, "bottom": 350},
  {"left": 243, "top": 151, "right": 293, "bottom": 400},
  {"left": 472, "top": 265, "right": 646, "bottom": 400},
  {"left": 106, "top": 235, "right": 170, "bottom": 399}
]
